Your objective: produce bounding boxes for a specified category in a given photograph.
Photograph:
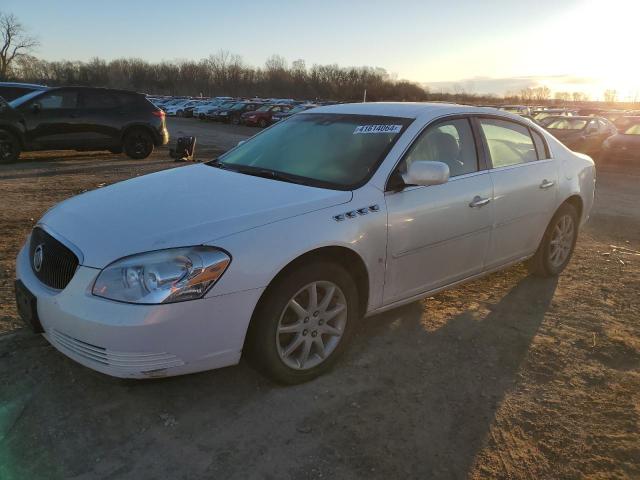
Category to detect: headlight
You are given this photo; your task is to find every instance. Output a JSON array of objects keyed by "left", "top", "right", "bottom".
[{"left": 92, "top": 247, "right": 230, "bottom": 304}]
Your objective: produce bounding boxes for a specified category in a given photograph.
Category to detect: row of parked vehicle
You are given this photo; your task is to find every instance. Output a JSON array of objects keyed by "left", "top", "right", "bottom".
[
  {"left": 492, "top": 104, "right": 640, "bottom": 161},
  {"left": 148, "top": 95, "right": 324, "bottom": 128}
]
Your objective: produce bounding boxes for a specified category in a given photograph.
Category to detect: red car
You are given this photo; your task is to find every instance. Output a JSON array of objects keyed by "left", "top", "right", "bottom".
[{"left": 241, "top": 104, "right": 292, "bottom": 127}]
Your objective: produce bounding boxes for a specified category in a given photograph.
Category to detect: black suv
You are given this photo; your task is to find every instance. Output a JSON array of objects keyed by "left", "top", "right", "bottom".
[{"left": 0, "top": 86, "right": 169, "bottom": 163}]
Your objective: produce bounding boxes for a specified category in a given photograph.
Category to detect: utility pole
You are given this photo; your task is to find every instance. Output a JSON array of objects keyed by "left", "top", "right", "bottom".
[{"left": 363, "top": 89, "right": 367, "bottom": 103}]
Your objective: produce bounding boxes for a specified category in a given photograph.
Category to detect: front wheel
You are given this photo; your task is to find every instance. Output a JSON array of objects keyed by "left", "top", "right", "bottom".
[
  {"left": 123, "top": 130, "right": 154, "bottom": 159},
  {"left": 527, "top": 203, "right": 579, "bottom": 277},
  {"left": 231, "top": 115, "right": 240, "bottom": 125},
  {"left": 245, "top": 262, "right": 359, "bottom": 384},
  {"left": 0, "top": 130, "right": 21, "bottom": 164},
  {"left": 258, "top": 118, "right": 268, "bottom": 128}
]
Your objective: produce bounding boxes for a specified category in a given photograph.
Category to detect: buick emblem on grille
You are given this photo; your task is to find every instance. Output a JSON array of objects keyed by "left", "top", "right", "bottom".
[{"left": 33, "top": 244, "right": 44, "bottom": 272}]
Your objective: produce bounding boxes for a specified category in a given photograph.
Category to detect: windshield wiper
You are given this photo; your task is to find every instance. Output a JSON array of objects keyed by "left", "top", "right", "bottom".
[
  {"left": 232, "top": 166, "right": 312, "bottom": 185},
  {"left": 207, "top": 160, "right": 314, "bottom": 186}
]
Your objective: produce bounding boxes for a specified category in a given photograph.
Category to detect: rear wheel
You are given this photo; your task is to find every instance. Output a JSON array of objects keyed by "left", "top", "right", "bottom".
[
  {"left": 527, "top": 203, "right": 579, "bottom": 277},
  {"left": 231, "top": 115, "right": 240, "bottom": 125},
  {"left": 123, "top": 129, "right": 154, "bottom": 160},
  {"left": 258, "top": 118, "right": 268, "bottom": 128},
  {"left": 245, "top": 261, "right": 359, "bottom": 384},
  {"left": 0, "top": 130, "right": 20, "bottom": 164}
]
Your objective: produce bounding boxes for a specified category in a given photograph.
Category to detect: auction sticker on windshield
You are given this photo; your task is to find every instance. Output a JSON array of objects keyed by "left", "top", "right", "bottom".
[{"left": 353, "top": 124, "right": 403, "bottom": 134}]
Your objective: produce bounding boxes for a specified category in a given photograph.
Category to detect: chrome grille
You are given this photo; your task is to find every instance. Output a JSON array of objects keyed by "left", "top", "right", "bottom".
[
  {"left": 29, "top": 227, "right": 79, "bottom": 290},
  {"left": 50, "top": 330, "right": 184, "bottom": 371}
]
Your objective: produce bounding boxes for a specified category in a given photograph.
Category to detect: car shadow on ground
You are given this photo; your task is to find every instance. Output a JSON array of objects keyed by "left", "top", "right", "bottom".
[{"left": 0, "top": 273, "right": 557, "bottom": 479}]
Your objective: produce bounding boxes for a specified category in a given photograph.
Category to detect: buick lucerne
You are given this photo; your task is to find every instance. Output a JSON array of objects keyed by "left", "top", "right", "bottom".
[{"left": 15, "top": 103, "right": 595, "bottom": 383}]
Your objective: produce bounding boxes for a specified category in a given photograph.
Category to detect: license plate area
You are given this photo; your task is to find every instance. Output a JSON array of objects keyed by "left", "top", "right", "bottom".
[{"left": 14, "top": 280, "right": 44, "bottom": 333}]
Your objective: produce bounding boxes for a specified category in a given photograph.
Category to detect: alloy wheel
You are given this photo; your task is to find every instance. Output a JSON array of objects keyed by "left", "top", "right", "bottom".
[
  {"left": 549, "top": 214, "right": 574, "bottom": 268},
  {"left": 276, "top": 281, "right": 348, "bottom": 370}
]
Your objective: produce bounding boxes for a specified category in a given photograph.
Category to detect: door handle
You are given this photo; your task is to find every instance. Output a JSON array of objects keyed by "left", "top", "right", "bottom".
[
  {"left": 539, "top": 179, "right": 555, "bottom": 189},
  {"left": 469, "top": 196, "right": 490, "bottom": 208}
]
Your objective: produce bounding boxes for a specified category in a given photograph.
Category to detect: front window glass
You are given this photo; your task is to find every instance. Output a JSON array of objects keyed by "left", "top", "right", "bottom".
[
  {"left": 479, "top": 118, "right": 537, "bottom": 167},
  {"left": 403, "top": 118, "right": 478, "bottom": 177},
  {"left": 546, "top": 118, "right": 588, "bottom": 130},
  {"left": 212, "top": 113, "right": 412, "bottom": 189}
]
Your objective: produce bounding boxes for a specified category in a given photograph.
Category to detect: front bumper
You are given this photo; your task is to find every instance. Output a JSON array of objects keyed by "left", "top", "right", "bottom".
[{"left": 16, "top": 245, "right": 264, "bottom": 379}]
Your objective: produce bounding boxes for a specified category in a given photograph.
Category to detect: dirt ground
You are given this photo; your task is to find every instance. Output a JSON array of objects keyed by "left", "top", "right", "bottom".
[{"left": 0, "top": 118, "right": 639, "bottom": 479}]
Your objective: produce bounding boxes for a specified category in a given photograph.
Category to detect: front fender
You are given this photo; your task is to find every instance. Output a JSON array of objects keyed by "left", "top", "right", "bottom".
[{"left": 206, "top": 185, "right": 387, "bottom": 313}]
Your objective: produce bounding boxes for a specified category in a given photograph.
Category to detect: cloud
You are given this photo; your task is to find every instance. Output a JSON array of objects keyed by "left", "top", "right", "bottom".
[{"left": 424, "top": 75, "right": 598, "bottom": 96}]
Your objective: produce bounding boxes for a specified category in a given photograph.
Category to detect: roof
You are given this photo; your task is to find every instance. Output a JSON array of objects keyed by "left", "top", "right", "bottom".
[
  {"left": 0, "top": 82, "right": 47, "bottom": 89},
  {"left": 307, "top": 102, "right": 500, "bottom": 119}
]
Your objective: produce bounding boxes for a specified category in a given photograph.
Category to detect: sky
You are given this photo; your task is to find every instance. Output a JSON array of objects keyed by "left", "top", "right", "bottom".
[{"left": 3, "top": 0, "right": 639, "bottom": 100}]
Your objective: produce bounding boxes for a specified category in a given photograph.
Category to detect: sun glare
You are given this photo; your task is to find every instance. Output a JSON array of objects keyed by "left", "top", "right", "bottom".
[{"left": 539, "top": 0, "right": 640, "bottom": 100}]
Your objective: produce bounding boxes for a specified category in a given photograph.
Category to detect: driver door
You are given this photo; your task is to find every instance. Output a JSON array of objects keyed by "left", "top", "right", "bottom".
[
  {"left": 383, "top": 117, "right": 494, "bottom": 304},
  {"left": 19, "top": 88, "right": 82, "bottom": 150}
]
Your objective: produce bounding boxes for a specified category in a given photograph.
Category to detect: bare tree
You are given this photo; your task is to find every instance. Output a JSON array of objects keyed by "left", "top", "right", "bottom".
[{"left": 0, "top": 12, "right": 39, "bottom": 80}]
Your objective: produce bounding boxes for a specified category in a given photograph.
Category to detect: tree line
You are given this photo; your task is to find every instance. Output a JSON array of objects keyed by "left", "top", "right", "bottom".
[{"left": 10, "top": 52, "right": 429, "bottom": 102}]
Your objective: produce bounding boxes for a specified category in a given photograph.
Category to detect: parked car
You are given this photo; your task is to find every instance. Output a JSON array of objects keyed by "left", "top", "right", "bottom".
[
  {"left": 241, "top": 104, "right": 292, "bottom": 127},
  {"left": 0, "top": 82, "right": 48, "bottom": 102},
  {"left": 271, "top": 104, "right": 318, "bottom": 123},
  {"left": 533, "top": 109, "right": 576, "bottom": 122},
  {"left": 601, "top": 121, "right": 640, "bottom": 162},
  {"left": 499, "top": 105, "right": 531, "bottom": 116},
  {"left": 612, "top": 115, "right": 640, "bottom": 133},
  {"left": 544, "top": 116, "right": 616, "bottom": 156},
  {"left": 214, "top": 102, "right": 263, "bottom": 124},
  {"left": 0, "top": 86, "right": 168, "bottom": 163},
  {"left": 165, "top": 100, "right": 199, "bottom": 117},
  {"left": 193, "top": 100, "right": 222, "bottom": 119},
  {"left": 204, "top": 101, "right": 237, "bottom": 120},
  {"left": 14, "top": 103, "right": 595, "bottom": 383}
]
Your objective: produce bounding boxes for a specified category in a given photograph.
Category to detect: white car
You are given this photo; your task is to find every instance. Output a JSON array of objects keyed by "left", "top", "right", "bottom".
[
  {"left": 165, "top": 100, "right": 196, "bottom": 117},
  {"left": 14, "top": 103, "right": 595, "bottom": 383}
]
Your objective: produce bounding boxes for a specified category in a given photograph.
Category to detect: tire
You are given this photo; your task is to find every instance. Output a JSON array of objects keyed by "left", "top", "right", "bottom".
[
  {"left": 0, "top": 130, "right": 21, "bottom": 164},
  {"left": 123, "top": 129, "right": 154, "bottom": 160},
  {"left": 258, "top": 118, "right": 268, "bottom": 128},
  {"left": 231, "top": 115, "right": 240, "bottom": 125},
  {"left": 527, "top": 203, "right": 579, "bottom": 277},
  {"left": 245, "top": 261, "right": 359, "bottom": 384},
  {"left": 176, "top": 110, "right": 184, "bottom": 117}
]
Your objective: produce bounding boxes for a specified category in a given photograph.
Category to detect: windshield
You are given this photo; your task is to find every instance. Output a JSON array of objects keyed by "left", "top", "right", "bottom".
[
  {"left": 211, "top": 113, "right": 412, "bottom": 189},
  {"left": 256, "top": 105, "right": 272, "bottom": 112},
  {"left": 624, "top": 124, "right": 640, "bottom": 135},
  {"left": 9, "top": 90, "right": 44, "bottom": 108},
  {"left": 229, "top": 103, "right": 245, "bottom": 110},
  {"left": 546, "top": 118, "right": 588, "bottom": 130}
]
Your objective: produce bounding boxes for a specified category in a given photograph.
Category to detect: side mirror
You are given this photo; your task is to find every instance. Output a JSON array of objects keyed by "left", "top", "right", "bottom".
[
  {"left": 31, "top": 103, "right": 41, "bottom": 114},
  {"left": 237, "top": 140, "right": 246, "bottom": 146},
  {"left": 402, "top": 161, "right": 450, "bottom": 187}
]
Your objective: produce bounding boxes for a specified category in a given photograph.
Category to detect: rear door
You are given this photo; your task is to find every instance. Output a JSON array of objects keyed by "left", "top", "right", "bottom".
[
  {"left": 477, "top": 117, "right": 558, "bottom": 268},
  {"left": 78, "top": 89, "right": 126, "bottom": 148}
]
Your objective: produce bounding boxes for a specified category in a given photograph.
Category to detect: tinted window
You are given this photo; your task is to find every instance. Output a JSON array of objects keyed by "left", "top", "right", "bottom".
[
  {"left": 479, "top": 118, "right": 537, "bottom": 167},
  {"left": 83, "top": 91, "right": 119, "bottom": 109},
  {"left": 37, "top": 90, "right": 78, "bottom": 110},
  {"left": 531, "top": 129, "right": 550, "bottom": 160},
  {"left": 404, "top": 118, "right": 478, "bottom": 177}
]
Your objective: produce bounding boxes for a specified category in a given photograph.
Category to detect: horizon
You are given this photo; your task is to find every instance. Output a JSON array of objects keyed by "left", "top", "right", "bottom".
[{"left": 2, "top": 0, "right": 639, "bottom": 100}]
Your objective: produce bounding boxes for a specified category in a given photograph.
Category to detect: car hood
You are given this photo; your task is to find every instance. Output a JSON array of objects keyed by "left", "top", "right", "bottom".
[{"left": 40, "top": 164, "right": 352, "bottom": 268}]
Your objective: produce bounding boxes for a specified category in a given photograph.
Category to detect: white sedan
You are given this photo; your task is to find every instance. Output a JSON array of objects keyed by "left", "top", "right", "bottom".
[{"left": 14, "top": 103, "right": 595, "bottom": 383}]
